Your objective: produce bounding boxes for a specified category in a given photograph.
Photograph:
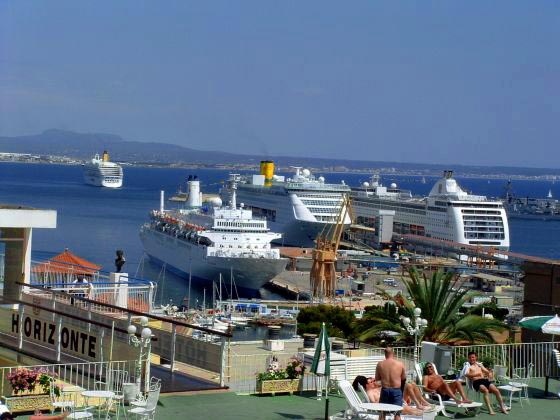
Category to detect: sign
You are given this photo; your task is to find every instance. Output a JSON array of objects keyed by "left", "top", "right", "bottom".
[{"left": 10, "top": 313, "right": 98, "bottom": 359}]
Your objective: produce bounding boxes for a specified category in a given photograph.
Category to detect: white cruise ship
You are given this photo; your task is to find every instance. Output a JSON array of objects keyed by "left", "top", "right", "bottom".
[
  {"left": 220, "top": 161, "right": 352, "bottom": 247},
  {"left": 351, "top": 171, "right": 510, "bottom": 251},
  {"left": 140, "top": 175, "right": 288, "bottom": 296},
  {"left": 83, "top": 151, "right": 123, "bottom": 188}
]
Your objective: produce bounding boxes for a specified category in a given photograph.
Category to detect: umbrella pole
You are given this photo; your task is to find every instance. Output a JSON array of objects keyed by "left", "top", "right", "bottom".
[
  {"left": 324, "top": 375, "right": 329, "bottom": 420},
  {"left": 545, "top": 335, "right": 555, "bottom": 397}
]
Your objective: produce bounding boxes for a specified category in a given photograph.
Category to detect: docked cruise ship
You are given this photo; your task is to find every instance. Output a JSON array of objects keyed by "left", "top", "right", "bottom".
[
  {"left": 220, "top": 162, "right": 351, "bottom": 247},
  {"left": 351, "top": 171, "right": 510, "bottom": 251},
  {"left": 140, "top": 175, "right": 288, "bottom": 295},
  {"left": 83, "top": 151, "right": 123, "bottom": 188}
]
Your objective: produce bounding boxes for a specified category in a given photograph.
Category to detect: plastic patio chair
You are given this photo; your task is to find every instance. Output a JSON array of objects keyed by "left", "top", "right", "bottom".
[{"left": 128, "top": 382, "right": 161, "bottom": 420}]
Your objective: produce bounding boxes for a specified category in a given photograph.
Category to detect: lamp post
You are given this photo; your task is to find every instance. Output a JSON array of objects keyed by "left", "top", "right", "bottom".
[
  {"left": 401, "top": 307, "right": 427, "bottom": 363},
  {"left": 127, "top": 316, "right": 153, "bottom": 396}
]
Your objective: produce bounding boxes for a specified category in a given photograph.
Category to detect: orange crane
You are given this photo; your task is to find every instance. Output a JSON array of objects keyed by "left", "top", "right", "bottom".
[{"left": 309, "top": 194, "right": 352, "bottom": 299}]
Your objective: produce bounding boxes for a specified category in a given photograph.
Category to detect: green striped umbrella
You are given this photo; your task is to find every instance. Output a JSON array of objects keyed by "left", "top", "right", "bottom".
[
  {"left": 311, "top": 322, "right": 331, "bottom": 420},
  {"left": 519, "top": 315, "right": 560, "bottom": 334}
]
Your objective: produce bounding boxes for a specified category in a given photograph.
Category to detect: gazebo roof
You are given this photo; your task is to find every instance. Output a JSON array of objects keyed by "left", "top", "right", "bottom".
[{"left": 32, "top": 249, "right": 102, "bottom": 275}]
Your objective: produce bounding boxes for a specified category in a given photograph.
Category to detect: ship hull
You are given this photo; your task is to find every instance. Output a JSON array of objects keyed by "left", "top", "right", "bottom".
[
  {"left": 269, "top": 219, "right": 328, "bottom": 247},
  {"left": 140, "top": 227, "right": 288, "bottom": 294},
  {"left": 83, "top": 174, "right": 123, "bottom": 188}
]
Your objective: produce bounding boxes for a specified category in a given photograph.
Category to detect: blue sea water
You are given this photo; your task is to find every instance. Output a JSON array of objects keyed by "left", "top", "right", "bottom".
[{"left": 1, "top": 163, "right": 559, "bottom": 305}]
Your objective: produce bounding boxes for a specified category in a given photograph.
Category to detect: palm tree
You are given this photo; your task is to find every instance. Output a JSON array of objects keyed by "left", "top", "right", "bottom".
[
  {"left": 356, "top": 302, "right": 406, "bottom": 344},
  {"left": 402, "top": 268, "right": 507, "bottom": 344}
]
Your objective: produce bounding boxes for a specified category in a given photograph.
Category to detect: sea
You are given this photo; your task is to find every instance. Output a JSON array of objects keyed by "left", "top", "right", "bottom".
[{"left": 2, "top": 163, "right": 559, "bottom": 312}]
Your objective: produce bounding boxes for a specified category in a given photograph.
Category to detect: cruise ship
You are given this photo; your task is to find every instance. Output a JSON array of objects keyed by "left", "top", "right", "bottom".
[
  {"left": 220, "top": 161, "right": 351, "bottom": 247},
  {"left": 83, "top": 151, "right": 123, "bottom": 188},
  {"left": 140, "top": 175, "right": 288, "bottom": 295},
  {"left": 351, "top": 171, "right": 510, "bottom": 251}
]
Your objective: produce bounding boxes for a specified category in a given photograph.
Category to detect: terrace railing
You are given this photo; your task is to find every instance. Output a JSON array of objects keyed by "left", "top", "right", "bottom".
[{"left": 0, "top": 360, "right": 136, "bottom": 398}]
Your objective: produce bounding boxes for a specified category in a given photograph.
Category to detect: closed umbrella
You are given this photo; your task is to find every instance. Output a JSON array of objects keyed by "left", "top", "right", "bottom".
[
  {"left": 518, "top": 314, "right": 560, "bottom": 397},
  {"left": 311, "top": 322, "right": 331, "bottom": 420}
]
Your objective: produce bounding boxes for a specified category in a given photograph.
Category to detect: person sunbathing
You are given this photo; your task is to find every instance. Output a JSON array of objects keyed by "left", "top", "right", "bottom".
[
  {"left": 352, "top": 375, "right": 434, "bottom": 416},
  {"left": 422, "top": 362, "right": 472, "bottom": 404}
]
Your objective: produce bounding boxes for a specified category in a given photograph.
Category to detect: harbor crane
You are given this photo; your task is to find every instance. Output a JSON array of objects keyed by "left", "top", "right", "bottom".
[{"left": 310, "top": 194, "right": 352, "bottom": 300}]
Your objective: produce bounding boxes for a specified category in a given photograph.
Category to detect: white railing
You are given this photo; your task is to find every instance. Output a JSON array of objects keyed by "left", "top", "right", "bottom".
[
  {"left": 25, "top": 282, "right": 155, "bottom": 315},
  {"left": 221, "top": 341, "right": 560, "bottom": 394},
  {"left": 0, "top": 360, "right": 137, "bottom": 398}
]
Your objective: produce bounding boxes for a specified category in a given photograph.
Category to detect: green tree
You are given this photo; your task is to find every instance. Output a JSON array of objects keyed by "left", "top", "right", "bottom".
[
  {"left": 355, "top": 302, "right": 406, "bottom": 344},
  {"left": 402, "top": 268, "right": 508, "bottom": 344},
  {"left": 297, "top": 305, "right": 355, "bottom": 339}
]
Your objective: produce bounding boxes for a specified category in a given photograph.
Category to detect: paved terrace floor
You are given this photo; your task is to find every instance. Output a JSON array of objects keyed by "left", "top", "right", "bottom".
[{"left": 15, "top": 378, "right": 560, "bottom": 420}]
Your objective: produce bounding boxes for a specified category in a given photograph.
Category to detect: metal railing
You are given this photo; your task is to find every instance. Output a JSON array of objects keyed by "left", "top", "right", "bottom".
[
  {"left": 0, "top": 360, "right": 137, "bottom": 397},
  {"left": 26, "top": 283, "right": 155, "bottom": 315},
  {"left": 202, "top": 341, "right": 560, "bottom": 394}
]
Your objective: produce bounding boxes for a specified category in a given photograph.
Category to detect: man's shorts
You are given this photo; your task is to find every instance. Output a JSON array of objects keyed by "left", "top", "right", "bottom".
[
  {"left": 473, "top": 378, "right": 493, "bottom": 392},
  {"left": 380, "top": 387, "right": 403, "bottom": 407}
]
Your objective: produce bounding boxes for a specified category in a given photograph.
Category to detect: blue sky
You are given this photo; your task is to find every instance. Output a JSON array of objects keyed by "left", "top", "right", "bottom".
[{"left": 1, "top": 1, "right": 559, "bottom": 167}]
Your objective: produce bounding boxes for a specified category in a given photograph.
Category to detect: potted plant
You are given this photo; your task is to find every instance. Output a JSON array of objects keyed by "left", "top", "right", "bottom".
[
  {"left": 1, "top": 368, "right": 54, "bottom": 413},
  {"left": 256, "top": 356, "right": 305, "bottom": 395}
]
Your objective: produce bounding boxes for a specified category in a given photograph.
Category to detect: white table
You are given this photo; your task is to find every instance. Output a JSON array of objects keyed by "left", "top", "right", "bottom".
[{"left": 81, "top": 390, "right": 115, "bottom": 420}]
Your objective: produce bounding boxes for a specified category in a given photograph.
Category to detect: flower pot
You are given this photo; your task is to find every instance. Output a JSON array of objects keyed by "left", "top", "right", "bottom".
[
  {"left": 1, "top": 394, "right": 52, "bottom": 413},
  {"left": 256, "top": 379, "right": 301, "bottom": 396}
]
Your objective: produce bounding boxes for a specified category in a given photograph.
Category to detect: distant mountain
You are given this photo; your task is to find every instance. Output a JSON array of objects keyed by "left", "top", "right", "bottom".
[{"left": 1, "top": 129, "right": 559, "bottom": 176}]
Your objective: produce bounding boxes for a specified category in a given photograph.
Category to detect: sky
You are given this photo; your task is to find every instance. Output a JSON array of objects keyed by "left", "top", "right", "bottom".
[{"left": 0, "top": 1, "right": 559, "bottom": 168}]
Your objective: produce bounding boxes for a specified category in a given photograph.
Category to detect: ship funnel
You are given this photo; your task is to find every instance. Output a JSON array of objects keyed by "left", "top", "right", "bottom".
[
  {"left": 260, "top": 160, "right": 274, "bottom": 186},
  {"left": 102, "top": 150, "right": 110, "bottom": 162},
  {"left": 187, "top": 175, "right": 202, "bottom": 208}
]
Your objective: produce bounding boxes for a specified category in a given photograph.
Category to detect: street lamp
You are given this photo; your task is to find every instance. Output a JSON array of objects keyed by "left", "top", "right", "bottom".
[
  {"left": 401, "top": 307, "right": 427, "bottom": 363},
  {"left": 127, "top": 316, "right": 152, "bottom": 396}
]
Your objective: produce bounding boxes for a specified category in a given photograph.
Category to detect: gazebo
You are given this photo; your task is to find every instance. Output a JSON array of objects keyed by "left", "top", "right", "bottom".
[{"left": 31, "top": 248, "right": 102, "bottom": 286}]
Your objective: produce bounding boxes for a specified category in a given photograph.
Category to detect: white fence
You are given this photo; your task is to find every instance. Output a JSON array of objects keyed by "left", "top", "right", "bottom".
[
  {"left": 0, "top": 360, "right": 137, "bottom": 398},
  {"left": 225, "top": 341, "right": 560, "bottom": 394}
]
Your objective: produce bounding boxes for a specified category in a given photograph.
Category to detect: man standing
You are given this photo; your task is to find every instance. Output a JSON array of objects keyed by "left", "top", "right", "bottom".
[
  {"left": 465, "top": 351, "right": 508, "bottom": 415},
  {"left": 375, "top": 347, "right": 405, "bottom": 420}
]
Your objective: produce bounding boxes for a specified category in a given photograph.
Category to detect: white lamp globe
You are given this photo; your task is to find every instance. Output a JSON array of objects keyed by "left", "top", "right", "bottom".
[
  {"left": 127, "top": 325, "right": 137, "bottom": 335},
  {"left": 141, "top": 328, "right": 152, "bottom": 340},
  {"left": 421, "top": 318, "right": 428, "bottom": 327},
  {"left": 414, "top": 307, "right": 422, "bottom": 317},
  {"left": 402, "top": 317, "right": 411, "bottom": 327},
  {"left": 139, "top": 316, "right": 149, "bottom": 326}
]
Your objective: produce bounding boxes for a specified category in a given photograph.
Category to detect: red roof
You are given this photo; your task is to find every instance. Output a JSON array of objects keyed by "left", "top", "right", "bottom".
[{"left": 32, "top": 249, "right": 102, "bottom": 275}]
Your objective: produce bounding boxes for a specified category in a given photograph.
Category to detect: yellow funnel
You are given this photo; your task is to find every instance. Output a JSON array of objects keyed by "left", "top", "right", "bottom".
[
  {"left": 260, "top": 160, "right": 274, "bottom": 184},
  {"left": 102, "top": 151, "right": 110, "bottom": 162}
]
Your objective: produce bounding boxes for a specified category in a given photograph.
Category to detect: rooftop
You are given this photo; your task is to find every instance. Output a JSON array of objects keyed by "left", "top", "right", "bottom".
[{"left": 129, "top": 380, "right": 559, "bottom": 419}]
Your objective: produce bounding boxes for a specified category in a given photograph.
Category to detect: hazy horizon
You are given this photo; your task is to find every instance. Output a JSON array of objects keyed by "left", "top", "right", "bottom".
[{"left": 1, "top": 1, "right": 559, "bottom": 168}]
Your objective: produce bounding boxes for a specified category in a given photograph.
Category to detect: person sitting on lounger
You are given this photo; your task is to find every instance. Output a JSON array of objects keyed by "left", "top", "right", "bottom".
[
  {"left": 353, "top": 375, "right": 434, "bottom": 416},
  {"left": 422, "top": 362, "right": 472, "bottom": 404},
  {"left": 465, "top": 351, "right": 508, "bottom": 415}
]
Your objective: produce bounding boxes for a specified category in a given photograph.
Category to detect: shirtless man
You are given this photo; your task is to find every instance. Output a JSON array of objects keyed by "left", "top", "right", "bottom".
[
  {"left": 375, "top": 347, "right": 406, "bottom": 420},
  {"left": 423, "top": 362, "right": 472, "bottom": 404},
  {"left": 465, "top": 351, "right": 508, "bottom": 415}
]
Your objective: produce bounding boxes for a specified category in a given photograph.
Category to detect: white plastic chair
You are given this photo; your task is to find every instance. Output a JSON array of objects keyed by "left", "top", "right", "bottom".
[
  {"left": 50, "top": 380, "right": 75, "bottom": 414},
  {"left": 128, "top": 382, "right": 161, "bottom": 420},
  {"left": 505, "top": 363, "right": 533, "bottom": 406},
  {"left": 130, "top": 377, "right": 162, "bottom": 408}
]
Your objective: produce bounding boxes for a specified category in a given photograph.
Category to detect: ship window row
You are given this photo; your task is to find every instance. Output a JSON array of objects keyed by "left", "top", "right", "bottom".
[
  {"left": 427, "top": 206, "right": 447, "bottom": 213},
  {"left": 453, "top": 203, "right": 502, "bottom": 208},
  {"left": 295, "top": 193, "right": 346, "bottom": 198},
  {"left": 307, "top": 207, "right": 341, "bottom": 214},
  {"left": 465, "top": 232, "right": 505, "bottom": 240},
  {"left": 216, "top": 221, "right": 265, "bottom": 228},
  {"left": 461, "top": 209, "right": 502, "bottom": 214},
  {"left": 462, "top": 215, "right": 503, "bottom": 221},
  {"left": 464, "top": 227, "right": 504, "bottom": 233},
  {"left": 352, "top": 200, "right": 425, "bottom": 215},
  {"left": 300, "top": 199, "right": 343, "bottom": 206},
  {"left": 218, "top": 244, "right": 269, "bottom": 249},
  {"left": 468, "top": 240, "right": 503, "bottom": 245}
]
